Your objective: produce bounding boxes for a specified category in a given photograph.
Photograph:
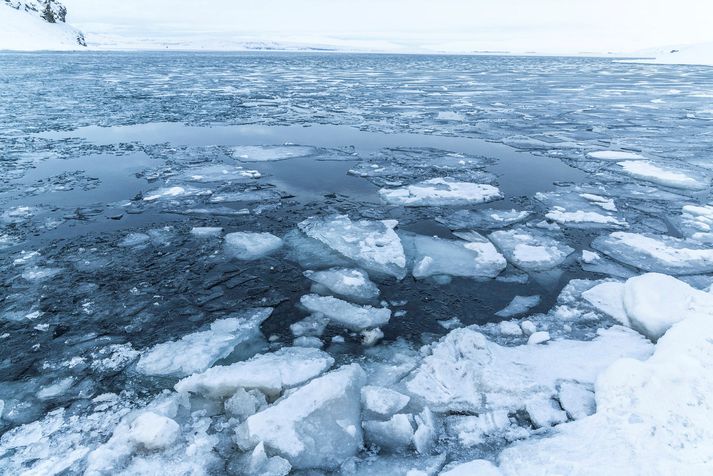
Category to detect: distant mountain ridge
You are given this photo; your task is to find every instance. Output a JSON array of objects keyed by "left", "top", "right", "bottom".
[{"left": 0, "top": 0, "right": 86, "bottom": 50}]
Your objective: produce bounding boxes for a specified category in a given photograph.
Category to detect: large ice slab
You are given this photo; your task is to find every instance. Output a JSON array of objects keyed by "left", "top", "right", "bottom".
[
  {"left": 616, "top": 160, "right": 709, "bottom": 190},
  {"left": 402, "top": 232, "right": 506, "bottom": 280},
  {"left": 379, "top": 178, "right": 502, "bottom": 206},
  {"left": 224, "top": 232, "right": 283, "bottom": 260},
  {"left": 230, "top": 145, "right": 316, "bottom": 162},
  {"left": 489, "top": 226, "right": 574, "bottom": 271},
  {"left": 437, "top": 208, "right": 530, "bottom": 230},
  {"left": 175, "top": 347, "right": 334, "bottom": 398},
  {"left": 498, "top": 311, "right": 713, "bottom": 475},
  {"left": 136, "top": 308, "right": 271, "bottom": 377},
  {"left": 300, "top": 294, "right": 390, "bottom": 331},
  {"left": 240, "top": 364, "right": 366, "bottom": 470},
  {"left": 298, "top": 215, "right": 407, "bottom": 279},
  {"left": 592, "top": 231, "right": 713, "bottom": 275},
  {"left": 304, "top": 268, "right": 380, "bottom": 302},
  {"left": 406, "top": 326, "right": 652, "bottom": 414}
]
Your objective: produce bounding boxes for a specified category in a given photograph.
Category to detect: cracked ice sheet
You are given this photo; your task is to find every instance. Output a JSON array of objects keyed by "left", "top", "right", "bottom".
[
  {"left": 379, "top": 177, "right": 502, "bottom": 206},
  {"left": 405, "top": 325, "right": 652, "bottom": 414}
]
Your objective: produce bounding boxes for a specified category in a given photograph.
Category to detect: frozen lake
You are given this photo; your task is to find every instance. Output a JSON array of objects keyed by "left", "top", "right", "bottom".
[{"left": 1, "top": 52, "right": 712, "bottom": 475}]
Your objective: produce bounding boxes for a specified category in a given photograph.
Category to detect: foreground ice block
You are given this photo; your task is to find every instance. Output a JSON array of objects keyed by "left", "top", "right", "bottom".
[
  {"left": 406, "top": 326, "right": 652, "bottom": 414},
  {"left": 300, "top": 294, "right": 391, "bottom": 331},
  {"left": 136, "top": 308, "right": 272, "bottom": 377},
  {"left": 379, "top": 177, "right": 502, "bottom": 206},
  {"left": 592, "top": 231, "right": 713, "bottom": 275},
  {"left": 489, "top": 226, "right": 574, "bottom": 271},
  {"left": 495, "top": 295, "right": 541, "bottom": 318},
  {"left": 498, "top": 311, "right": 713, "bottom": 475},
  {"left": 175, "top": 347, "right": 334, "bottom": 398},
  {"left": 224, "top": 232, "right": 283, "bottom": 260},
  {"left": 240, "top": 364, "right": 366, "bottom": 470},
  {"left": 403, "top": 233, "right": 506, "bottom": 280},
  {"left": 298, "top": 215, "right": 407, "bottom": 279}
]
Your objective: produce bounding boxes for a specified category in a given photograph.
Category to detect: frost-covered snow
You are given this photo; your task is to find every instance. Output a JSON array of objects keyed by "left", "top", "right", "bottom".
[
  {"left": 406, "top": 325, "right": 652, "bottom": 414},
  {"left": 0, "top": 1, "right": 85, "bottom": 51},
  {"left": 583, "top": 273, "right": 713, "bottom": 341},
  {"left": 628, "top": 42, "right": 713, "bottom": 67},
  {"left": 379, "top": 178, "right": 502, "bottom": 206},
  {"left": 498, "top": 309, "right": 713, "bottom": 475},
  {"left": 136, "top": 308, "right": 271, "bottom": 376}
]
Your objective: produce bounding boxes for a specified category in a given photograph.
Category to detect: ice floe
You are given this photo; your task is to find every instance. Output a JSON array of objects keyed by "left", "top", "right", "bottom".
[
  {"left": 489, "top": 226, "right": 574, "bottom": 271},
  {"left": 436, "top": 208, "right": 530, "bottom": 230},
  {"left": 298, "top": 215, "right": 407, "bottom": 279},
  {"left": 402, "top": 232, "right": 506, "bottom": 280},
  {"left": 379, "top": 177, "right": 502, "bottom": 206},
  {"left": 616, "top": 160, "right": 709, "bottom": 190},
  {"left": 224, "top": 231, "right": 283, "bottom": 260},
  {"left": 300, "top": 294, "right": 391, "bottom": 331},
  {"left": 592, "top": 231, "right": 713, "bottom": 275},
  {"left": 304, "top": 268, "right": 380, "bottom": 302},
  {"left": 495, "top": 295, "right": 541, "bottom": 318},
  {"left": 230, "top": 145, "right": 315, "bottom": 162}
]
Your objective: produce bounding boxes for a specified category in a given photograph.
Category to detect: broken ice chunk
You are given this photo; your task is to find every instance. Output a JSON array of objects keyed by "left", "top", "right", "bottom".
[
  {"left": 361, "top": 385, "right": 411, "bottom": 418},
  {"left": 304, "top": 268, "right": 380, "bottom": 302},
  {"left": 379, "top": 178, "right": 502, "bottom": 206},
  {"left": 190, "top": 227, "right": 223, "bottom": 238},
  {"left": 495, "top": 295, "right": 541, "bottom": 318},
  {"left": 240, "top": 364, "right": 366, "bottom": 470},
  {"left": 557, "top": 382, "right": 596, "bottom": 420},
  {"left": 489, "top": 226, "right": 574, "bottom": 271},
  {"left": 179, "top": 164, "right": 261, "bottom": 182},
  {"left": 581, "top": 281, "right": 629, "bottom": 325},
  {"left": 127, "top": 412, "right": 181, "bottom": 450},
  {"left": 143, "top": 185, "right": 210, "bottom": 201},
  {"left": 592, "top": 231, "right": 713, "bottom": 275},
  {"left": 174, "top": 347, "right": 334, "bottom": 398},
  {"left": 673, "top": 204, "right": 713, "bottom": 244},
  {"left": 224, "top": 231, "right": 283, "bottom": 260},
  {"left": 616, "top": 160, "right": 709, "bottom": 190},
  {"left": 525, "top": 398, "right": 567, "bottom": 428},
  {"left": 300, "top": 294, "right": 391, "bottom": 331},
  {"left": 298, "top": 215, "right": 406, "bottom": 279},
  {"left": 136, "top": 308, "right": 271, "bottom": 377},
  {"left": 363, "top": 414, "right": 415, "bottom": 451}
]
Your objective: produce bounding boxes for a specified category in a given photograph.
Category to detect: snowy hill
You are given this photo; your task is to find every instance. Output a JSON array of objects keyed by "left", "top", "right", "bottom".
[
  {"left": 0, "top": 0, "right": 86, "bottom": 50},
  {"left": 627, "top": 42, "right": 713, "bottom": 67}
]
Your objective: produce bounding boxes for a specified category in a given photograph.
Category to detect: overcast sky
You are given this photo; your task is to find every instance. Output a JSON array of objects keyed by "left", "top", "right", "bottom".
[{"left": 62, "top": 0, "right": 713, "bottom": 53}]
